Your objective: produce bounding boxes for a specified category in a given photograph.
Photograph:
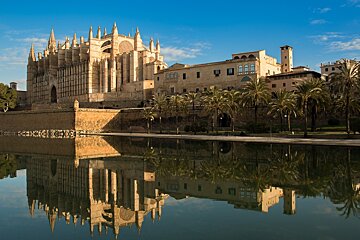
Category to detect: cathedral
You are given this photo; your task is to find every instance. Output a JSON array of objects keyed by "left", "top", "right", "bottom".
[{"left": 27, "top": 23, "right": 168, "bottom": 108}]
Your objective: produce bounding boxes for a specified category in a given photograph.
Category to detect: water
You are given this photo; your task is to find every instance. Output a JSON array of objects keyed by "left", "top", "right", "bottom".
[{"left": 0, "top": 136, "right": 359, "bottom": 240}]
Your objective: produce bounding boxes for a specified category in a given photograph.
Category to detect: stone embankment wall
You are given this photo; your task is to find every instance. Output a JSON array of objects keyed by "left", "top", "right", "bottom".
[
  {"left": 0, "top": 107, "right": 145, "bottom": 134},
  {"left": 0, "top": 109, "right": 75, "bottom": 132}
]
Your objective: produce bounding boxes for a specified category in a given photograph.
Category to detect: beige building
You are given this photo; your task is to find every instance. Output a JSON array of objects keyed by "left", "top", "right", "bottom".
[
  {"left": 266, "top": 66, "right": 322, "bottom": 92},
  {"left": 9, "top": 82, "right": 27, "bottom": 108},
  {"left": 154, "top": 46, "right": 294, "bottom": 95},
  {"left": 320, "top": 59, "right": 359, "bottom": 81},
  {"left": 26, "top": 23, "right": 167, "bottom": 108}
]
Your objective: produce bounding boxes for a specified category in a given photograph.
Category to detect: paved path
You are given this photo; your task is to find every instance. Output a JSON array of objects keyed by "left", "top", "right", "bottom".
[{"left": 87, "top": 132, "right": 360, "bottom": 147}]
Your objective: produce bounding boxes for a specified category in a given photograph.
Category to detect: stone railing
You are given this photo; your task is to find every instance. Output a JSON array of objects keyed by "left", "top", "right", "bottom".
[{"left": 0, "top": 129, "right": 100, "bottom": 139}]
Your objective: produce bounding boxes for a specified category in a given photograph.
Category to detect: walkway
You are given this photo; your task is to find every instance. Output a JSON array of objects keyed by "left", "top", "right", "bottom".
[{"left": 87, "top": 132, "right": 360, "bottom": 147}]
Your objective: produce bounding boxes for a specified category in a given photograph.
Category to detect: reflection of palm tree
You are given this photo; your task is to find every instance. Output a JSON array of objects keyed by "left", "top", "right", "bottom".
[
  {"left": 0, "top": 154, "right": 17, "bottom": 179},
  {"left": 328, "top": 148, "right": 360, "bottom": 218},
  {"left": 269, "top": 148, "right": 300, "bottom": 185},
  {"left": 235, "top": 163, "right": 270, "bottom": 192},
  {"left": 200, "top": 158, "right": 232, "bottom": 183}
]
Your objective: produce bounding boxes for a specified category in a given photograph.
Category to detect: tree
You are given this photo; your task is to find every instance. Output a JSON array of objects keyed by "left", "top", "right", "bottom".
[
  {"left": 184, "top": 92, "right": 199, "bottom": 125},
  {"left": 241, "top": 78, "right": 270, "bottom": 124},
  {"left": 296, "top": 78, "right": 324, "bottom": 137},
  {"left": 308, "top": 78, "right": 329, "bottom": 132},
  {"left": 152, "top": 93, "right": 168, "bottom": 133},
  {"left": 142, "top": 108, "right": 156, "bottom": 134},
  {"left": 169, "top": 94, "right": 186, "bottom": 134},
  {"left": 268, "top": 89, "right": 297, "bottom": 131},
  {"left": 0, "top": 83, "right": 17, "bottom": 112},
  {"left": 223, "top": 90, "right": 242, "bottom": 132},
  {"left": 202, "top": 88, "right": 227, "bottom": 132},
  {"left": 330, "top": 59, "right": 360, "bottom": 134}
]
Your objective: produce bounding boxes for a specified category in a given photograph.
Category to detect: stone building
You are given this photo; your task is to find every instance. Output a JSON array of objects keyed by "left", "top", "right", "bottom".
[
  {"left": 154, "top": 46, "right": 293, "bottom": 95},
  {"left": 27, "top": 23, "right": 167, "bottom": 108},
  {"left": 320, "top": 59, "right": 359, "bottom": 80},
  {"left": 9, "top": 82, "right": 27, "bottom": 108},
  {"left": 266, "top": 66, "right": 322, "bottom": 92}
]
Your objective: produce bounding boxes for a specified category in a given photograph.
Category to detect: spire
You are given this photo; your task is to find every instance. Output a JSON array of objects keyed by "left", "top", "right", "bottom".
[
  {"left": 156, "top": 39, "right": 160, "bottom": 52},
  {"left": 57, "top": 41, "right": 61, "bottom": 50},
  {"left": 135, "top": 27, "right": 141, "bottom": 38},
  {"left": 28, "top": 44, "right": 36, "bottom": 61},
  {"left": 96, "top": 26, "right": 101, "bottom": 39},
  {"left": 72, "top": 33, "right": 77, "bottom": 47},
  {"left": 149, "top": 38, "right": 154, "bottom": 52},
  {"left": 48, "top": 28, "right": 56, "bottom": 52},
  {"left": 48, "top": 211, "right": 57, "bottom": 233},
  {"left": 65, "top": 36, "right": 70, "bottom": 49},
  {"left": 49, "top": 28, "right": 56, "bottom": 45},
  {"left": 134, "top": 27, "right": 142, "bottom": 51},
  {"left": 80, "top": 36, "right": 84, "bottom": 44},
  {"left": 88, "top": 26, "right": 93, "bottom": 41},
  {"left": 112, "top": 22, "right": 118, "bottom": 35},
  {"left": 103, "top": 27, "right": 107, "bottom": 36}
]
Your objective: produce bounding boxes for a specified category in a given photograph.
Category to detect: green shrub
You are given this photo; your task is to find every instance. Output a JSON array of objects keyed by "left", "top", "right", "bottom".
[
  {"left": 350, "top": 118, "right": 360, "bottom": 133},
  {"left": 328, "top": 118, "right": 340, "bottom": 126}
]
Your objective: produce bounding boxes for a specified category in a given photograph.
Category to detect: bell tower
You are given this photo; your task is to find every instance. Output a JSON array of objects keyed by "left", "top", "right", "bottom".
[{"left": 280, "top": 45, "right": 293, "bottom": 73}]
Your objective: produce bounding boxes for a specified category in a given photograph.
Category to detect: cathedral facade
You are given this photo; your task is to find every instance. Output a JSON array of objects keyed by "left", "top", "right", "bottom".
[{"left": 27, "top": 23, "right": 167, "bottom": 108}]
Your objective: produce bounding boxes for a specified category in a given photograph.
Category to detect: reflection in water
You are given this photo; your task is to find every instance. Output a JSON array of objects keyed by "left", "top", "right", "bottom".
[
  {"left": 26, "top": 156, "right": 166, "bottom": 238},
  {"left": 1, "top": 136, "right": 360, "bottom": 238}
]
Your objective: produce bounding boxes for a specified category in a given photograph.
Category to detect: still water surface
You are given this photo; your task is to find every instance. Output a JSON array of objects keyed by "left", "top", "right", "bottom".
[{"left": 0, "top": 136, "right": 359, "bottom": 239}]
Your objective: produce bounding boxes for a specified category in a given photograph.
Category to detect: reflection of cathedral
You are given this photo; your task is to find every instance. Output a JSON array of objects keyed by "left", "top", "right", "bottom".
[
  {"left": 0, "top": 135, "right": 303, "bottom": 238},
  {"left": 26, "top": 156, "right": 166, "bottom": 237}
]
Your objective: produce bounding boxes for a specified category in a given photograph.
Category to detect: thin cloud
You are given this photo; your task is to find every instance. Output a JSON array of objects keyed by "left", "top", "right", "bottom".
[
  {"left": 314, "top": 7, "right": 331, "bottom": 13},
  {"left": 330, "top": 38, "right": 360, "bottom": 51},
  {"left": 310, "top": 32, "right": 344, "bottom": 43},
  {"left": 162, "top": 42, "right": 211, "bottom": 62},
  {"left": 342, "top": 0, "right": 360, "bottom": 7},
  {"left": 310, "top": 19, "right": 328, "bottom": 25}
]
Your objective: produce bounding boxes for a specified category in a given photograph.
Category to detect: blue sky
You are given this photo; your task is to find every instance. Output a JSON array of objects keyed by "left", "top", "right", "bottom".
[{"left": 0, "top": 0, "right": 359, "bottom": 90}]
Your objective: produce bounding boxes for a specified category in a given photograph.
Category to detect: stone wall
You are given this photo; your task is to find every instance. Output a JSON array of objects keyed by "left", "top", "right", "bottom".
[
  {"left": 75, "top": 108, "right": 145, "bottom": 132},
  {"left": 0, "top": 109, "right": 75, "bottom": 132},
  {"left": 0, "top": 107, "right": 146, "bottom": 134}
]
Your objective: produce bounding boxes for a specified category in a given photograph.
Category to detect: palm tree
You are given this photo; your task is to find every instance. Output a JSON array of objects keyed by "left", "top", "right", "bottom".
[
  {"left": 142, "top": 108, "right": 156, "bottom": 134},
  {"left": 224, "top": 89, "right": 242, "bottom": 132},
  {"left": 202, "top": 88, "right": 227, "bottom": 132},
  {"left": 308, "top": 78, "right": 329, "bottom": 132},
  {"left": 330, "top": 59, "right": 360, "bottom": 134},
  {"left": 296, "top": 78, "right": 324, "bottom": 137},
  {"left": 169, "top": 94, "right": 186, "bottom": 134},
  {"left": 268, "top": 89, "right": 297, "bottom": 131},
  {"left": 241, "top": 78, "right": 270, "bottom": 124},
  {"left": 152, "top": 93, "right": 168, "bottom": 133},
  {"left": 184, "top": 92, "right": 199, "bottom": 124}
]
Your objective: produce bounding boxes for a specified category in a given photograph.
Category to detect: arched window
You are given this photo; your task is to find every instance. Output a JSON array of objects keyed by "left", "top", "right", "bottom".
[
  {"left": 101, "top": 40, "right": 111, "bottom": 48},
  {"left": 241, "top": 76, "right": 252, "bottom": 82},
  {"left": 234, "top": 56, "right": 240, "bottom": 60},
  {"left": 51, "top": 86, "right": 57, "bottom": 103},
  {"left": 241, "top": 55, "right": 247, "bottom": 60},
  {"left": 248, "top": 54, "right": 256, "bottom": 60}
]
